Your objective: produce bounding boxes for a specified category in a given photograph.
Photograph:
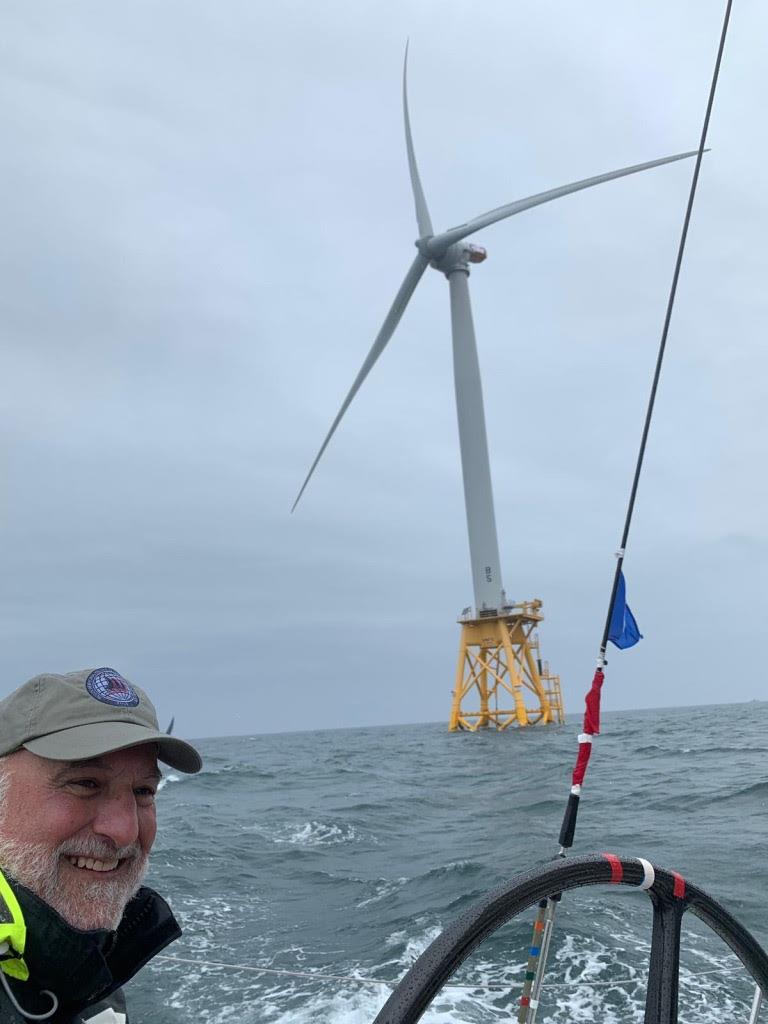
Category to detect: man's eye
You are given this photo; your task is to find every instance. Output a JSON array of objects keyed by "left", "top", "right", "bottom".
[
  {"left": 135, "top": 786, "right": 157, "bottom": 799},
  {"left": 70, "top": 779, "right": 99, "bottom": 790}
]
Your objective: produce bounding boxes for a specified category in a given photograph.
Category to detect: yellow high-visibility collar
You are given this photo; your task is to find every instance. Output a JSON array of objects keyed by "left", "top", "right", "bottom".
[{"left": 0, "top": 868, "right": 28, "bottom": 981}]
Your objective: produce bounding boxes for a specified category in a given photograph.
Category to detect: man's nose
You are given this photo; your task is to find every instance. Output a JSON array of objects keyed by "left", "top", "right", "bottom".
[{"left": 91, "top": 792, "right": 139, "bottom": 849}]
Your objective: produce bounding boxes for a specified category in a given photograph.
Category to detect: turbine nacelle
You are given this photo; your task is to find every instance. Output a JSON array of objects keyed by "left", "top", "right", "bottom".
[
  {"left": 429, "top": 241, "right": 489, "bottom": 277},
  {"left": 417, "top": 234, "right": 487, "bottom": 262}
]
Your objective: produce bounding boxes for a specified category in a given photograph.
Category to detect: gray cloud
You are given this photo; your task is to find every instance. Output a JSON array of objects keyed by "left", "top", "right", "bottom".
[{"left": 1, "top": 0, "right": 765, "bottom": 735}]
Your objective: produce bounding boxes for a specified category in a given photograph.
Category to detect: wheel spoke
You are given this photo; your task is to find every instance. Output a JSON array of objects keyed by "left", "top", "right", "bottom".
[{"left": 644, "top": 891, "right": 686, "bottom": 1024}]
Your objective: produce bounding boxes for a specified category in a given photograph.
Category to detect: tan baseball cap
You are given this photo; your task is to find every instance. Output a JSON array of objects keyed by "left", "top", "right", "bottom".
[{"left": 0, "top": 668, "right": 202, "bottom": 773}]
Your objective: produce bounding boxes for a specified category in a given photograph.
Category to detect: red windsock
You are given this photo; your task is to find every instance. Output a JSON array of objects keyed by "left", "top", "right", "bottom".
[
  {"left": 583, "top": 668, "right": 604, "bottom": 735},
  {"left": 572, "top": 740, "right": 592, "bottom": 787},
  {"left": 570, "top": 669, "right": 605, "bottom": 788}
]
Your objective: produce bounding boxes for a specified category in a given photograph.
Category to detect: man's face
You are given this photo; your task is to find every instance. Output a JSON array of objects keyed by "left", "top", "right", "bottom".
[{"left": 0, "top": 745, "right": 159, "bottom": 931}]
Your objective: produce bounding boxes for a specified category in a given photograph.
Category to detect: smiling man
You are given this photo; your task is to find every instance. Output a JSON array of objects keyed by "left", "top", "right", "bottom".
[{"left": 0, "top": 667, "right": 201, "bottom": 1023}]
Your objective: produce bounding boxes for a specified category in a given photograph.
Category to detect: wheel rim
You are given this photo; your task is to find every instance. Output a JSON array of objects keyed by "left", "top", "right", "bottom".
[{"left": 372, "top": 853, "right": 768, "bottom": 1024}]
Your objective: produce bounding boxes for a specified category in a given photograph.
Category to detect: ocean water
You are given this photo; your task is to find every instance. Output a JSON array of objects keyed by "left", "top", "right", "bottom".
[{"left": 129, "top": 702, "right": 768, "bottom": 1022}]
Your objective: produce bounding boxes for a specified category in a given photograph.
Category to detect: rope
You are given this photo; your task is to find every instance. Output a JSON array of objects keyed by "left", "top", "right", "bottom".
[
  {"left": 153, "top": 952, "right": 745, "bottom": 993},
  {"left": 599, "top": 0, "right": 733, "bottom": 662},
  {"left": 557, "top": 0, "right": 735, "bottom": 856},
  {"left": 155, "top": 954, "right": 394, "bottom": 987}
]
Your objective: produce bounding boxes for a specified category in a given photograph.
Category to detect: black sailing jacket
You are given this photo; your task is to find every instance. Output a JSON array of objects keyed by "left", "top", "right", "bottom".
[{"left": 0, "top": 877, "right": 181, "bottom": 1023}]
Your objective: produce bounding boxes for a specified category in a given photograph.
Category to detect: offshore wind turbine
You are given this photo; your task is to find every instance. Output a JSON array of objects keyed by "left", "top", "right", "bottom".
[{"left": 294, "top": 50, "right": 697, "bottom": 730}]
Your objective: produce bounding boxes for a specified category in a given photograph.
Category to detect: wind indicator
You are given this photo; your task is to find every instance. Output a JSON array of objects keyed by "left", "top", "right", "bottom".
[{"left": 294, "top": 47, "right": 698, "bottom": 730}]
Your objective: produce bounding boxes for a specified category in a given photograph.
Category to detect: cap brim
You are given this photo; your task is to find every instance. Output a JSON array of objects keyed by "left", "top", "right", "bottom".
[{"left": 24, "top": 722, "right": 202, "bottom": 774}]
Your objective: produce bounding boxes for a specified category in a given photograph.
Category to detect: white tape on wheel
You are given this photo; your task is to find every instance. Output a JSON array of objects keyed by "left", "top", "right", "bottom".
[{"left": 637, "top": 858, "right": 655, "bottom": 890}]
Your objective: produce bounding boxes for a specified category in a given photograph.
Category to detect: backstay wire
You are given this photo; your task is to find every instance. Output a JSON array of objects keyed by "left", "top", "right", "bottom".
[{"left": 520, "top": 2, "right": 736, "bottom": 1021}]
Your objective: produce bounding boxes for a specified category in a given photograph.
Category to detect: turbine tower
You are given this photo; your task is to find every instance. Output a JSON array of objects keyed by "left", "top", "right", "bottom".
[{"left": 294, "top": 50, "right": 696, "bottom": 730}]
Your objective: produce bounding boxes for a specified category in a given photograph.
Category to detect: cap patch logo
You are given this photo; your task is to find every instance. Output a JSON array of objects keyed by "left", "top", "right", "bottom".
[{"left": 85, "top": 668, "right": 140, "bottom": 707}]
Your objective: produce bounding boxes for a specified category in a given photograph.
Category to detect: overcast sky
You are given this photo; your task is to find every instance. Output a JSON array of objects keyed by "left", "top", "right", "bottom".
[{"left": 1, "top": 1, "right": 765, "bottom": 737}]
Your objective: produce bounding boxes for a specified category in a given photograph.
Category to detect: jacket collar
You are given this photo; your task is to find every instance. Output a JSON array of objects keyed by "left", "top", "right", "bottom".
[{"left": 6, "top": 879, "right": 181, "bottom": 1014}]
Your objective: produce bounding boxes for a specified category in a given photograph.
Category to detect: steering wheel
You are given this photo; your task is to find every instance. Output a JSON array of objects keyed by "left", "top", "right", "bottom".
[{"left": 372, "top": 853, "right": 768, "bottom": 1024}]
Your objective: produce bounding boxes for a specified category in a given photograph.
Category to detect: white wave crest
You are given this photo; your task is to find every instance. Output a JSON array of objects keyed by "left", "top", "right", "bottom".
[
  {"left": 355, "top": 878, "right": 408, "bottom": 909},
  {"left": 247, "top": 820, "right": 368, "bottom": 847},
  {"left": 158, "top": 773, "right": 181, "bottom": 791}
]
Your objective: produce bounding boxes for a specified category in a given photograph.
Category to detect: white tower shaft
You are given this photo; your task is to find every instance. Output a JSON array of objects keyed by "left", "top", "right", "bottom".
[{"left": 447, "top": 263, "right": 504, "bottom": 614}]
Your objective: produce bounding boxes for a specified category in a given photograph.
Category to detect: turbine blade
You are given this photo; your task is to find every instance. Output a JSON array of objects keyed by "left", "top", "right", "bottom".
[
  {"left": 292, "top": 253, "right": 429, "bottom": 512},
  {"left": 430, "top": 150, "right": 702, "bottom": 251},
  {"left": 403, "top": 42, "right": 433, "bottom": 238}
]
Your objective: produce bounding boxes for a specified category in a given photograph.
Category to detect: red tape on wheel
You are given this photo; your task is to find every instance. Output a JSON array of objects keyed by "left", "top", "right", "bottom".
[
  {"left": 602, "top": 853, "right": 623, "bottom": 884},
  {"left": 672, "top": 871, "right": 686, "bottom": 899}
]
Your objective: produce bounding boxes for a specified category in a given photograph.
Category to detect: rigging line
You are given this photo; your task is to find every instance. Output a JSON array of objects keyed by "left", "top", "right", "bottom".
[
  {"left": 599, "top": 0, "right": 733, "bottom": 659},
  {"left": 153, "top": 953, "right": 747, "bottom": 992},
  {"left": 557, "top": 0, "right": 735, "bottom": 853},
  {"left": 154, "top": 955, "right": 395, "bottom": 987},
  {"left": 526, "top": 4, "right": 735, "bottom": 1022}
]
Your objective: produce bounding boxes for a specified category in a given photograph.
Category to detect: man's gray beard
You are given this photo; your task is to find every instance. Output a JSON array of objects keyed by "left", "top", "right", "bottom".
[{"left": 0, "top": 832, "right": 148, "bottom": 931}]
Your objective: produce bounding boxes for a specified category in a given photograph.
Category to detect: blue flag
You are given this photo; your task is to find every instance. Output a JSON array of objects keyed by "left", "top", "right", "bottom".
[{"left": 608, "top": 571, "right": 643, "bottom": 649}]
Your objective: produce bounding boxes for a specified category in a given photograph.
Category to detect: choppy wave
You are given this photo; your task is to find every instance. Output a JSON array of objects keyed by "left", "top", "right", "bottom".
[
  {"left": 355, "top": 878, "right": 409, "bottom": 909},
  {"left": 158, "top": 772, "right": 181, "bottom": 790},
  {"left": 244, "top": 819, "right": 373, "bottom": 847},
  {"left": 201, "top": 762, "right": 278, "bottom": 783},
  {"left": 132, "top": 706, "right": 768, "bottom": 1022}
]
